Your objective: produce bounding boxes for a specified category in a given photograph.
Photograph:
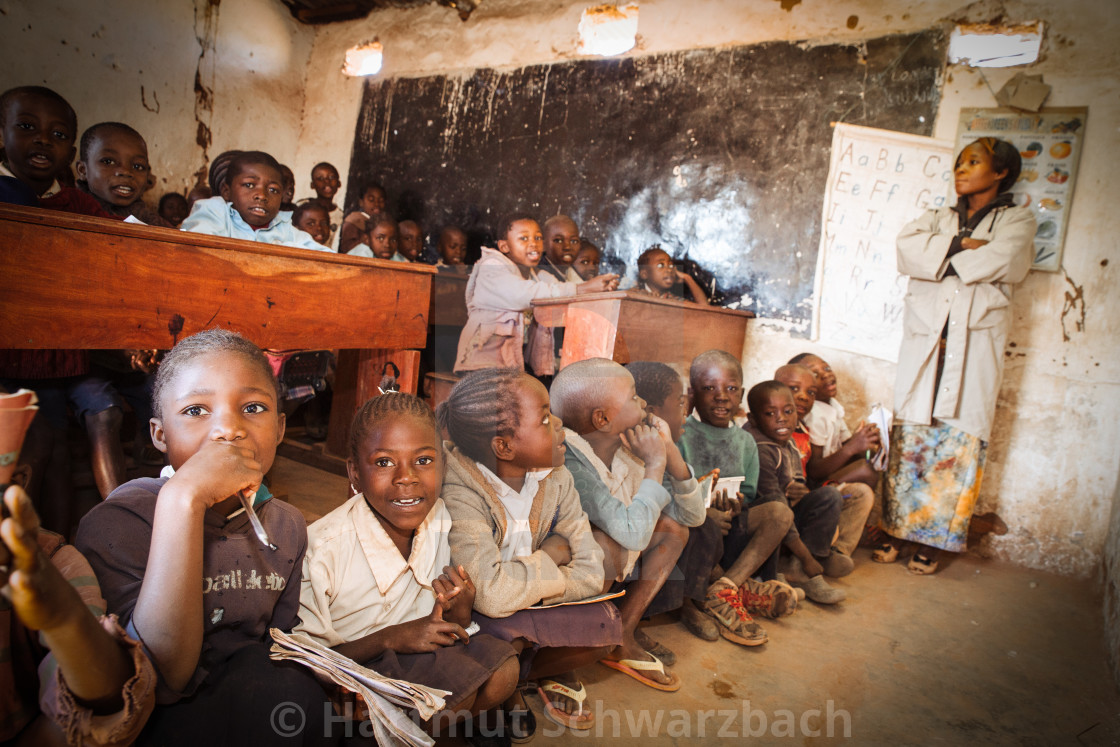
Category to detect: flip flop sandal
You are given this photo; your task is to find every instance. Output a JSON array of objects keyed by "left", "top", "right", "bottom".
[
  {"left": 600, "top": 652, "right": 682, "bottom": 692},
  {"left": 634, "top": 629, "right": 678, "bottom": 666},
  {"left": 907, "top": 553, "right": 939, "bottom": 575},
  {"left": 506, "top": 705, "right": 536, "bottom": 743},
  {"left": 535, "top": 679, "right": 593, "bottom": 732},
  {"left": 872, "top": 542, "right": 900, "bottom": 563}
]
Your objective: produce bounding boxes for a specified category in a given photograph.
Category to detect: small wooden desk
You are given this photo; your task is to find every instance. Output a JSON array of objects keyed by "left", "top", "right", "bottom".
[
  {"left": 532, "top": 290, "right": 754, "bottom": 368},
  {"left": 0, "top": 204, "right": 435, "bottom": 459}
]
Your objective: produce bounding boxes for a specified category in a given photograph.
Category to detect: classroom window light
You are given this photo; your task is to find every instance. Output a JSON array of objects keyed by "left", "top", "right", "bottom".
[
  {"left": 579, "top": 3, "right": 639, "bottom": 57},
  {"left": 948, "top": 22, "right": 1043, "bottom": 68},
  {"left": 342, "top": 41, "right": 383, "bottom": 77}
]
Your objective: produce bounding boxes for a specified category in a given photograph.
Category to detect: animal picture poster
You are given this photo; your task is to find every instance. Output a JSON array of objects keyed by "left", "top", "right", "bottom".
[
  {"left": 956, "top": 107, "right": 1087, "bottom": 272},
  {"left": 813, "top": 123, "right": 954, "bottom": 363}
]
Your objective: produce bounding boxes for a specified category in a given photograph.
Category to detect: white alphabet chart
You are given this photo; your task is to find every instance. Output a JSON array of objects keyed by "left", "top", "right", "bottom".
[
  {"left": 956, "top": 107, "right": 1087, "bottom": 272},
  {"left": 812, "top": 123, "right": 954, "bottom": 363}
]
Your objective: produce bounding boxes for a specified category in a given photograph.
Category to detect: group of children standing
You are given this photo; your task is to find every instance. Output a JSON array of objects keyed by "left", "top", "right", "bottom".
[{"left": 2, "top": 80, "right": 1036, "bottom": 745}]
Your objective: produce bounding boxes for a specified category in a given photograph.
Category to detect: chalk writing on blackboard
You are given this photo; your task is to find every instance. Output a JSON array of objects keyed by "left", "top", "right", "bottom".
[{"left": 812, "top": 123, "right": 954, "bottom": 362}]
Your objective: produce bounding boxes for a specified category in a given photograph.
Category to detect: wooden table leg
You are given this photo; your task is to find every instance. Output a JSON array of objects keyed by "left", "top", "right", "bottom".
[{"left": 326, "top": 349, "right": 421, "bottom": 458}]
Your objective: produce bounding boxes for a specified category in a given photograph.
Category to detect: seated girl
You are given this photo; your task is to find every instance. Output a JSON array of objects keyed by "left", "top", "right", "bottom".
[
  {"left": 295, "top": 393, "right": 519, "bottom": 744},
  {"left": 437, "top": 369, "right": 621, "bottom": 736}
]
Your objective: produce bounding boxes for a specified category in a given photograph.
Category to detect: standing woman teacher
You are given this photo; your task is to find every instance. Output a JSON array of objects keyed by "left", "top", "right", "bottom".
[{"left": 877, "top": 137, "right": 1036, "bottom": 574}]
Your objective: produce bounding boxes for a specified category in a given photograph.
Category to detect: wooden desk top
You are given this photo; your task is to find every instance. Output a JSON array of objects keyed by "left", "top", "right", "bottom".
[
  {"left": 532, "top": 289, "right": 755, "bottom": 322},
  {"left": 0, "top": 204, "right": 434, "bottom": 350}
]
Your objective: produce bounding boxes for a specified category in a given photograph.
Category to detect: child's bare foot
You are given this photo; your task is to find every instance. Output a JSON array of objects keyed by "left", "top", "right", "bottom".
[
  {"left": 633, "top": 626, "right": 676, "bottom": 666},
  {"left": 1, "top": 485, "right": 83, "bottom": 632}
]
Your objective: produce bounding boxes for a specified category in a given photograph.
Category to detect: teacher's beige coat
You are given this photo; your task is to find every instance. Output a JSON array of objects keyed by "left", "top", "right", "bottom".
[{"left": 893, "top": 204, "right": 1035, "bottom": 440}]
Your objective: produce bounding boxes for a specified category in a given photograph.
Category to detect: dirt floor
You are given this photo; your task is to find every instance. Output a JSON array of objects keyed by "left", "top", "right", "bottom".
[{"left": 270, "top": 454, "right": 1120, "bottom": 746}]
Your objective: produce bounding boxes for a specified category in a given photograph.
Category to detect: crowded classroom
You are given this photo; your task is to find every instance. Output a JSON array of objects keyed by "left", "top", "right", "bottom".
[{"left": 2, "top": 0, "right": 1119, "bottom": 744}]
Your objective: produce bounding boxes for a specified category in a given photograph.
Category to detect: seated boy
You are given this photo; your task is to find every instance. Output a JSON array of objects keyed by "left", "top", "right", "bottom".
[
  {"left": 436, "top": 226, "right": 469, "bottom": 270},
  {"left": 181, "top": 151, "right": 330, "bottom": 252},
  {"left": 346, "top": 215, "right": 399, "bottom": 260},
  {"left": 636, "top": 245, "right": 707, "bottom": 304},
  {"left": 571, "top": 239, "right": 601, "bottom": 281},
  {"left": 158, "top": 192, "right": 190, "bottom": 227},
  {"left": 540, "top": 215, "right": 582, "bottom": 282},
  {"left": 306, "top": 161, "right": 342, "bottom": 245},
  {"left": 337, "top": 182, "right": 386, "bottom": 254},
  {"left": 776, "top": 363, "right": 874, "bottom": 574},
  {"left": 550, "top": 359, "right": 704, "bottom": 690},
  {"left": 2, "top": 484, "right": 156, "bottom": 745},
  {"left": 791, "top": 353, "right": 882, "bottom": 491},
  {"left": 678, "top": 351, "right": 799, "bottom": 628},
  {"left": 398, "top": 219, "right": 424, "bottom": 261},
  {"left": 75, "top": 122, "right": 171, "bottom": 226},
  {"left": 0, "top": 86, "right": 112, "bottom": 217},
  {"left": 744, "top": 381, "right": 845, "bottom": 604},
  {"left": 627, "top": 361, "right": 746, "bottom": 646},
  {"left": 292, "top": 201, "right": 331, "bottom": 247}
]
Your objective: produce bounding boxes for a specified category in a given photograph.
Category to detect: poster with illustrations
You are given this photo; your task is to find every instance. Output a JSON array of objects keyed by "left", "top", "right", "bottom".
[{"left": 956, "top": 107, "right": 1087, "bottom": 272}]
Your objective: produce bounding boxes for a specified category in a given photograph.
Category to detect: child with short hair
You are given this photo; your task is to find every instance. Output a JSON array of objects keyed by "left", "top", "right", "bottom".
[
  {"left": 679, "top": 350, "right": 799, "bottom": 630},
  {"left": 438, "top": 370, "right": 621, "bottom": 734},
  {"left": 636, "top": 245, "right": 707, "bottom": 304},
  {"left": 1, "top": 484, "right": 156, "bottom": 745},
  {"left": 296, "top": 393, "right": 519, "bottom": 742},
  {"left": 540, "top": 215, "right": 582, "bottom": 282},
  {"left": 181, "top": 151, "right": 330, "bottom": 252},
  {"left": 398, "top": 219, "right": 424, "bottom": 261},
  {"left": 307, "top": 161, "right": 342, "bottom": 244},
  {"left": 75, "top": 329, "right": 335, "bottom": 745},
  {"left": 337, "top": 182, "right": 386, "bottom": 254},
  {"left": 0, "top": 86, "right": 113, "bottom": 217},
  {"left": 346, "top": 214, "right": 399, "bottom": 261},
  {"left": 744, "top": 381, "right": 845, "bottom": 604},
  {"left": 277, "top": 163, "right": 297, "bottom": 212},
  {"left": 454, "top": 214, "right": 618, "bottom": 375},
  {"left": 776, "top": 362, "right": 874, "bottom": 574},
  {"left": 571, "top": 240, "right": 601, "bottom": 281},
  {"left": 627, "top": 361, "right": 734, "bottom": 643},
  {"left": 292, "top": 201, "right": 331, "bottom": 247},
  {"left": 551, "top": 358, "right": 703, "bottom": 688},
  {"left": 436, "top": 226, "right": 469, "bottom": 270},
  {"left": 76, "top": 121, "right": 171, "bottom": 226},
  {"left": 159, "top": 192, "right": 190, "bottom": 227}
]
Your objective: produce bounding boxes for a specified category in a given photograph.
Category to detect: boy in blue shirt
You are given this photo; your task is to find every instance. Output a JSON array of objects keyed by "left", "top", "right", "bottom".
[{"left": 181, "top": 151, "right": 330, "bottom": 252}]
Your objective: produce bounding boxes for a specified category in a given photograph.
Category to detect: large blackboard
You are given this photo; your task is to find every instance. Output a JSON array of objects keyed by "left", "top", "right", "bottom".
[{"left": 346, "top": 30, "right": 945, "bottom": 326}]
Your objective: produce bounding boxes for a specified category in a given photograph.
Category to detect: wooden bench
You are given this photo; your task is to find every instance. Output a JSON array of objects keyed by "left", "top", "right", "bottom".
[
  {"left": 532, "top": 290, "right": 754, "bottom": 368},
  {"left": 0, "top": 204, "right": 435, "bottom": 465}
]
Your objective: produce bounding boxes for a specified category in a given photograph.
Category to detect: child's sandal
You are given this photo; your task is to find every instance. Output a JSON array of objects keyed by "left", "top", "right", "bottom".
[
  {"left": 872, "top": 542, "right": 900, "bottom": 563},
  {"left": 907, "top": 552, "right": 939, "bottom": 575}
]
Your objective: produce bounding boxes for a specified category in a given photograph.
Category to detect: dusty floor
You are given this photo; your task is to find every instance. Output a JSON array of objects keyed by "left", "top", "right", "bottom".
[{"left": 271, "top": 454, "right": 1120, "bottom": 746}]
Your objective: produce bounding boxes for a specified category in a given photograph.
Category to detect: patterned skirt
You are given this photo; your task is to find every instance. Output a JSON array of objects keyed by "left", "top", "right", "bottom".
[{"left": 881, "top": 421, "right": 987, "bottom": 553}]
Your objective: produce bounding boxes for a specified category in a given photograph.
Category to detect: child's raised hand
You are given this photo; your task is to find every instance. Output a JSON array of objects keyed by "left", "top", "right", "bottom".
[
  {"left": 621, "top": 423, "right": 667, "bottom": 475},
  {"left": 1, "top": 485, "right": 85, "bottom": 632},
  {"left": 540, "top": 534, "right": 573, "bottom": 568},
  {"left": 576, "top": 274, "right": 620, "bottom": 294},
  {"left": 165, "top": 440, "right": 264, "bottom": 509},
  {"left": 432, "top": 565, "right": 475, "bottom": 628}
]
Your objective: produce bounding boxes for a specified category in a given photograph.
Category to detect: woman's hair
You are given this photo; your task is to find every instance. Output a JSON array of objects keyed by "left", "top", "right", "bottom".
[
  {"left": 349, "top": 393, "right": 437, "bottom": 463},
  {"left": 626, "top": 361, "right": 681, "bottom": 408},
  {"left": 959, "top": 137, "right": 1022, "bottom": 193},
  {"left": 152, "top": 328, "right": 279, "bottom": 418},
  {"left": 435, "top": 369, "right": 525, "bottom": 468}
]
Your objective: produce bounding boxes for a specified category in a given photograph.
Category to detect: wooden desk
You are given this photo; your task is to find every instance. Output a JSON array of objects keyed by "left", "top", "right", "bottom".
[
  {"left": 532, "top": 290, "right": 754, "bottom": 368},
  {"left": 427, "top": 269, "right": 469, "bottom": 374},
  {"left": 0, "top": 204, "right": 435, "bottom": 459}
]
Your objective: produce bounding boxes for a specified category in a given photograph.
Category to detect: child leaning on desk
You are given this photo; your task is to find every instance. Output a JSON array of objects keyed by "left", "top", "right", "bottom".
[{"left": 454, "top": 213, "right": 618, "bottom": 377}]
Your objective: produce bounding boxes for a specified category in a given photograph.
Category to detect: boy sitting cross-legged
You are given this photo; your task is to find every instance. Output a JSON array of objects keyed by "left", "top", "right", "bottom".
[
  {"left": 678, "top": 350, "right": 799, "bottom": 631},
  {"left": 550, "top": 359, "right": 705, "bottom": 690}
]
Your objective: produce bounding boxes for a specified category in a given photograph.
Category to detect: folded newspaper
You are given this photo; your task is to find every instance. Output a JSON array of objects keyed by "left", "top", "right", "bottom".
[
  {"left": 866, "top": 403, "right": 893, "bottom": 472},
  {"left": 269, "top": 628, "right": 449, "bottom": 747}
]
